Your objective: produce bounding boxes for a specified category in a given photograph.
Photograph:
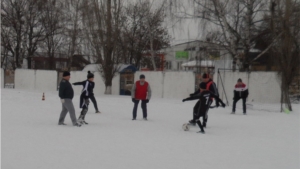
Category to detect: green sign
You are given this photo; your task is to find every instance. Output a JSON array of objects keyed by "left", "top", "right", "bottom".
[{"left": 175, "top": 51, "right": 189, "bottom": 59}]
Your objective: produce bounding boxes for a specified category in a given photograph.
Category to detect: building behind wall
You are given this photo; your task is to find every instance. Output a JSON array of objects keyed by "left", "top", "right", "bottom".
[
  {"left": 26, "top": 52, "right": 90, "bottom": 71},
  {"left": 161, "top": 40, "right": 230, "bottom": 73}
]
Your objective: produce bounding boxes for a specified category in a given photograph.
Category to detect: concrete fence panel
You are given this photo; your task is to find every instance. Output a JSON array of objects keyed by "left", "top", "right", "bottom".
[
  {"left": 215, "top": 71, "right": 281, "bottom": 104},
  {"left": 112, "top": 73, "right": 120, "bottom": 95},
  {"left": 163, "top": 71, "right": 195, "bottom": 99},
  {"left": 35, "top": 70, "right": 57, "bottom": 92},
  {"left": 15, "top": 69, "right": 37, "bottom": 91}
]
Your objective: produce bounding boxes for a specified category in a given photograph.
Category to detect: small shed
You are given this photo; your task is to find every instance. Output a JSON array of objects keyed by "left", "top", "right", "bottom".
[{"left": 119, "top": 65, "right": 137, "bottom": 96}]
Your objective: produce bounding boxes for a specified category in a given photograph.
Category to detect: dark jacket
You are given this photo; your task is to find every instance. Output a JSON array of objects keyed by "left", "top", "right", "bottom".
[
  {"left": 59, "top": 79, "right": 74, "bottom": 99},
  {"left": 233, "top": 83, "right": 249, "bottom": 99},
  {"left": 184, "top": 90, "right": 225, "bottom": 108},
  {"left": 73, "top": 80, "right": 95, "bottom": 97},
  {"left": 206, "top": 79, "right": 219, "bottom": 97},
  {"left": 190, "top": 79, "right": 219, "bottom": 97}
]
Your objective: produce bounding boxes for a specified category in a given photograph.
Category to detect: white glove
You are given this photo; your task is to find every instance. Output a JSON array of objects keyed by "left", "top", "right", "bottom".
[{"left": 61, "top": 99, "right": 65, "bottom": 103}]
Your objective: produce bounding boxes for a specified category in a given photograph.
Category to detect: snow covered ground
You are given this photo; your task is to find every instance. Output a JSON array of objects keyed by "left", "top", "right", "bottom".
[{"left": 1, "top": 88, "right": 299, "bottom": 169}]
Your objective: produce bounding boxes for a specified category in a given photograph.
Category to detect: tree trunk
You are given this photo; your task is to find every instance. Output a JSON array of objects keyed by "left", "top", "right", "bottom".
[
  {"left": 105, "top": 86, "right": 112, "bottom": 94},
  {"left": 232, "top": 57, "right": 237, "bottom": 72},
  {"left": 104, "top": 73, "right": 113, "bottom": 94},
  {"left": 150, "top": 35, "right": 157, "bottom": 71},
  {"left": 281, "top": 73, "right": 293, "bottom": 111}
]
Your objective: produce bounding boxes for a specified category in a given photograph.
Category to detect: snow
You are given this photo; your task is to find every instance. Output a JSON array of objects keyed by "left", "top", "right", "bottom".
[
  {"left": 181, "top": 60, "right": 214, "bottom": 67},
  {"left": 1, "top": 88, "right": 299, "bottom": 169},
  {"left": 82, "top": 64, "right": 134, "bottom": 72}
]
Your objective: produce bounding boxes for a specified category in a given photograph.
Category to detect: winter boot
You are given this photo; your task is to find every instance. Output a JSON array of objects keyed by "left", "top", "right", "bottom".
[
  {"left": 73, "top": 123, "right": 81, "bottom": 127},
  {"left": 197, "top": 130, "right": 205, "bottom": 134},
  {"left": 188, "top": 119, "right": 196, "bottom": 126}
]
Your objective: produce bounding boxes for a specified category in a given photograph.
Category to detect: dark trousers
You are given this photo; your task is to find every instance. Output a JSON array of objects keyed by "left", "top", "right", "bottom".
[
  {"left": 232, "top": 97, "right": 247, "bottom": 113},
  {"left": 193, "top": 100, "right": 211, "bottom": 124},
  {"left": 89, "top": 95, "right": 99, "bottom": 111},
  {"left": 192, "top": 101, "right": 200, "bottom": 120},
  {"left": 79, "top": 95, "right": 89, "bottom": 120},
  {"left": 132, "top": 100, "right": 147, "bottom": 119}
]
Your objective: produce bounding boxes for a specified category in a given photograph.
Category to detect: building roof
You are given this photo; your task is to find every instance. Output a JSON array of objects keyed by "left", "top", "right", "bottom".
[
  {"left": 82, "top": 64, "right": 137, "bottom": 73},
  {"left": 181, "top": 60, "right": 214, "bottom": 67}
]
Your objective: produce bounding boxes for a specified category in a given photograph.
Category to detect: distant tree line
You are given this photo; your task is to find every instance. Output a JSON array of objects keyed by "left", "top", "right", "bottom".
[{"left": 1, "top": 0, "right": 171, "bottom": 94}]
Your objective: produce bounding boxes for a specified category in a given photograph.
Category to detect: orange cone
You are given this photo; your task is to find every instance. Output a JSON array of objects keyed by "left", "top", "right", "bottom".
[{"left": 42, "top": 93, "right": 45, "bottom": 101}]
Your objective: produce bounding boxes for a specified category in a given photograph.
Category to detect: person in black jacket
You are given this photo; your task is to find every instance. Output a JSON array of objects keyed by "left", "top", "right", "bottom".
[
  {"left": 73, "top": 71, "right": 100, "bottom": 114},
  {"left": 231, "top": 78, "right": 249, "bottom": 115},
  {"left": 73, "top": 71, "right": 97, "bottom": 124},
  {"left": 189, "top": 73, "right": 219, "bottom": 127},
  {"left": 58, "top": 71, "right": 81, "bottom": 127},
  {"left": 183, "top": 82, "right": 225, "bottom": 134}
]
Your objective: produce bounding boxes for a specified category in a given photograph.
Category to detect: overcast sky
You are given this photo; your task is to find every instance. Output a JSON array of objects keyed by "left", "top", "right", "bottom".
[{"left": 127, "top": 0, "right": 209, "bottom": 45}]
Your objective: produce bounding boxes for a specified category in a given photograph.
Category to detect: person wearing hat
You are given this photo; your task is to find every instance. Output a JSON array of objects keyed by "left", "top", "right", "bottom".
[
  {"left": 189, "top": 73, "right": 219, "bottom": 127},
  {"left": 232, "top": 78, "right": 249, "bottom": 115},
  {"left": 76, "top": 71, "right": 101, "bottom": 114},
  {"left": 58, "top": 71, "right": 81, "bottom": 127},
  {"left": 131, "top": 74, "right": 152, "bottom": 120},
  {"left": 182, "top": 82, "right": 226, "bottom": 134},
  {"left": 73, "top": 71, "right": 99, "bottom": 125}
]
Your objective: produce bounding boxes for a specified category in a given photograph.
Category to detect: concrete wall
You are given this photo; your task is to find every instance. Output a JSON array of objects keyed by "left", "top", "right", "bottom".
[
  {"left": 14, "top": 69, "right": 120, "bottom": 96},
  {"left": 14, "top": 69, "right": 280, "bottom": 102},
  {"left": 134, "top": 71, "right": 195, "bottom": 99},
  {"left": 35, "top": 70, "right": 57, "bottom": 92},
  {"left": 163, "top": 72, "right": 195, "bottom": 99},
  {"left": 15, "top": 69, "right": 57, "bottom": 92},
  {"left": 1, "top": 69, "right": 4, "bottom": 88},
  {"left": 15, "top": 69, "right": 38, "bottom": 91},
  {"left": 112, "top": 74, "right": 120, "bottom": 95},
  {"left": 214, "top": 71, "right": 281, "bottom": 104}
]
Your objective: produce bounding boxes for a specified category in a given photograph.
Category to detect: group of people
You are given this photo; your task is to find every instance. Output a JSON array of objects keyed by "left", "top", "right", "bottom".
[
  {"left": 58, "top": 71, "right": 249, "bottom": 132},
  {"left": 182, "top": 74, "right": 249, "bottom": 133},
  {"left": 58, "top": 71, "right": 100, "bottom": 127}
]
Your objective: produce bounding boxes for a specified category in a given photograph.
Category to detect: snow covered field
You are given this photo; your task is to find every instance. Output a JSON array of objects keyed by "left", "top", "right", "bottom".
[{"left": 1, "top": 88, "right": 299, "bottom": 169}]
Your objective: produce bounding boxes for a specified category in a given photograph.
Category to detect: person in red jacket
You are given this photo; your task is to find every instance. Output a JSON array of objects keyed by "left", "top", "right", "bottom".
[
  {"left": 131, "top": 74, "right": 152, "bottom": 120},
  {"left": 232, "top": 78, "right": 249, "bottom": 115}
]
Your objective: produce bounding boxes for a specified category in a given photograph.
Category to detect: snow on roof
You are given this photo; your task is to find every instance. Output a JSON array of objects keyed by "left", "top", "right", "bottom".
[
  {"left": 181, "top": 60, "right": 214, "bottom": 67},
  {"left": 82, "top": 64, "right": 100, "bottom": 72},
  {"left": 82, "top": 64, "right": 135, "bottom": 72}
]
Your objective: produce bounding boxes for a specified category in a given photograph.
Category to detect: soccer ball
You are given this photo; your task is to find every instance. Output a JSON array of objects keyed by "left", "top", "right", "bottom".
[{"left": 182, "top": 123, "right": 190, "bottom": 131}]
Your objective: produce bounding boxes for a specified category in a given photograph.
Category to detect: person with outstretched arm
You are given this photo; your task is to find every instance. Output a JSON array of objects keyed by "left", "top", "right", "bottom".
[
  {"left": 183, "top": 82, "right": 225, "bottom": 134},
  {"left": 73, "top": 71, "right": 98, "bottom": 125},
  {"left": 189, "top": 73, "right": 219, "bottom": 127}
]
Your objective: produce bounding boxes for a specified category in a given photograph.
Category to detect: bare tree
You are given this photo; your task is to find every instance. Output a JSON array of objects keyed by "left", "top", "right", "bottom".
[
  {"left": 1, "top": 0, "right": 27, "bottom": 69},
  {"left": 24, "top": 0, "right": 48, "bottom": 69},
  {"left": 40, "top": 0, "right": 66, "bottom": 70},
  {"left": 82, "top": 0, "right": 124, "bottom": 94},
  {"left": 122, "top": 0, "right": 170, "bottom": 70},
  {"left": 167, "top": 0, "right": 269, "bottom": 71},
  {"left": 64, "top": 0, "right": 84, "bottom": 70},
  {"left": 269, "top": 0, "right": 300, "bottom": 111}
]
